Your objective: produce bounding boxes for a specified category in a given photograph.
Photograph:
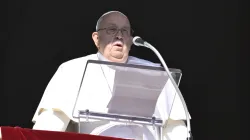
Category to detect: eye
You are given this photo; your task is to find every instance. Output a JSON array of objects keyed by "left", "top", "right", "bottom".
[
  {"left": 122, "top": 29, "right": 129, "bottom": 33},
  {"left": 108, "top": 27, "right": 117, "bottom": 33}
]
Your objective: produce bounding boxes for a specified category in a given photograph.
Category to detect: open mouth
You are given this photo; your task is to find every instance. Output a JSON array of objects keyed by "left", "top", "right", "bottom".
[{"left": 113, "top": 42, "right": 123, "bottom": 47}]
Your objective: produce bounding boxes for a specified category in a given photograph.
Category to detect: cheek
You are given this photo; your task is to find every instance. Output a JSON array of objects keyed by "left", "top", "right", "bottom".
[
  {"left": 99, "top": 36, "right": 112, "bottom": 45},
  {"left": 125, "top": 40, "right": 132, "bottom": 50},
  {"left": 103, "top": 44, "right": 113, "bottom": 53}
]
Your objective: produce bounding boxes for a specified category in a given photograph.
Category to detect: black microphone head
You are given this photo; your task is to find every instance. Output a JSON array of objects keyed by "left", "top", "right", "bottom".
[{"left": 133, "top": 36, "right": 145, "bottom": 46}]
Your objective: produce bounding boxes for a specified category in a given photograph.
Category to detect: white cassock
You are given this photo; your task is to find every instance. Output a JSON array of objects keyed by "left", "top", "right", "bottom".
[{"left": 32, "top": 52, "right": 191, "bottom": 140}]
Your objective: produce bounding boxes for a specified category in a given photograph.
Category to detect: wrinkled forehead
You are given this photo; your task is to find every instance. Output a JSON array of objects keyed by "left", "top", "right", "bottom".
[{"left": 96, "top": 12, "right": 131, "bottom": 30}]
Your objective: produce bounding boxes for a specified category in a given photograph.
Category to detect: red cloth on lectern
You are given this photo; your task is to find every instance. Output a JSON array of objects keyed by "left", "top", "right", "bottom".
[{"left": 1, "top": 126, "right": 129, "bottom": 140}]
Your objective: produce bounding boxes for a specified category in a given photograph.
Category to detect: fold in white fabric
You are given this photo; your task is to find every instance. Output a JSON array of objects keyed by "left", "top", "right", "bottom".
[{"left": 32, "top": 52, "right": 190, "bottom": 140}]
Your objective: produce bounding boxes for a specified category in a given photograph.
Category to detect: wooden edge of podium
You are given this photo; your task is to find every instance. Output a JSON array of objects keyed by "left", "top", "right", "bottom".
[
  {"left": 0, "top": 126, "right": 132, "bottom": 140},
  {"left": 0, "top": 127, "right": 2, "bottom": 140}
]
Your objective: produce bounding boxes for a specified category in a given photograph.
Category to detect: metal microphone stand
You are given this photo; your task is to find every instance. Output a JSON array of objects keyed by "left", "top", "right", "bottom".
[{"left": 141, "top": 41, "right": 192, "bottom": 140}]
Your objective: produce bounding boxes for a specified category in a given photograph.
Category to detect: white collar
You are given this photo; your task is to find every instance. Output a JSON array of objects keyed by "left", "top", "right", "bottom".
[
  {"left": 97, "top": 52, "right": 109, "bottom": 62},
  {"left": 96, "top": 51, "right": 161, "bottom": 67}
]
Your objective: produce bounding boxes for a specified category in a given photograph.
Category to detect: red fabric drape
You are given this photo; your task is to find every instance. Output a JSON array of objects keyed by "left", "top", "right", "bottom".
[{"left": 1, "top": 126, "right": 129, "bottom": 140}]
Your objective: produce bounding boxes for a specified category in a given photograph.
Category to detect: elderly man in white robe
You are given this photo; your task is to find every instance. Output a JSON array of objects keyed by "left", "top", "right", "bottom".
[{"left": 27, "top": 11, "right": 189, "bottom": 140}]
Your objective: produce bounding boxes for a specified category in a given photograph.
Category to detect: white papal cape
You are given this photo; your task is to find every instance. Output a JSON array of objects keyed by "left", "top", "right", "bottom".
[{"left": 32, "top": 52, "right": 190, "bottom": 140}]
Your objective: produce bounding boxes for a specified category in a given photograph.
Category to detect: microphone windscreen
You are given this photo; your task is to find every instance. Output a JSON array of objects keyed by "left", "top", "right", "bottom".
[{"left": 133, "top": 36, "right": 145, "bottom": 46}]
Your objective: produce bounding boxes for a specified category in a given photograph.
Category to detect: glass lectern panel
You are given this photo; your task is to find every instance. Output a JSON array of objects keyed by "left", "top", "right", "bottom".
[{"left": 72, "top": 60, "right": 182, "bottom": 126}]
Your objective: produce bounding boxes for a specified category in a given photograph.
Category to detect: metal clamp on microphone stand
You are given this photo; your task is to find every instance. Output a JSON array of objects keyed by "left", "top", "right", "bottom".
[{"left": 133, "top": 36, "right": 192, "bottom": 140}]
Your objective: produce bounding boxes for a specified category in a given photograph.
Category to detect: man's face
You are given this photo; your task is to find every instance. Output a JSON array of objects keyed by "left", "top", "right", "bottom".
[{"left": 92, "top": 12, "right": 133, "bottom": 63}]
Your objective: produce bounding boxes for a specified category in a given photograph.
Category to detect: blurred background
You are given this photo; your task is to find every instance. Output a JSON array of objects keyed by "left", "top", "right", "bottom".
[{"left": 1, "top": 0, "right": 249, "bottom": 140}]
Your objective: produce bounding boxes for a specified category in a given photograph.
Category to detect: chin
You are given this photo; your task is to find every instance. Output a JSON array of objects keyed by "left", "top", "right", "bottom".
[{"left": 110, "top": 57, "right": 127, "bottom": 63}]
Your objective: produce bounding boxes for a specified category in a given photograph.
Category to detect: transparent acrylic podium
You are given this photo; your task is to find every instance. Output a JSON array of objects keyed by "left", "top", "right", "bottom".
[{"left": 72, "top": 60, "right": 182, "bottom": 140}]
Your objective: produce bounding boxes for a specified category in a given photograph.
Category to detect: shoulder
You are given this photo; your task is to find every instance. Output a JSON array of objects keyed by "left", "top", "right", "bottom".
[
  {"left": 128, "top": 56, "right": 161, "bottom": 67},
  {"left": 59, "top": 54, "right": 97, "bottom": 69}
]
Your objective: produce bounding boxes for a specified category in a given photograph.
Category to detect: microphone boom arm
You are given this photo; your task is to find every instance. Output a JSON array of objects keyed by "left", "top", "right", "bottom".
[{"left": 142, "top": 40, "right": 192, "bottom": 140}]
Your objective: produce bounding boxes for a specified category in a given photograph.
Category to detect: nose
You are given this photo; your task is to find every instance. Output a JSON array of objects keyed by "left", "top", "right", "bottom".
[{"left": 115, "top": 30, "right": 123, "bottom": 39}]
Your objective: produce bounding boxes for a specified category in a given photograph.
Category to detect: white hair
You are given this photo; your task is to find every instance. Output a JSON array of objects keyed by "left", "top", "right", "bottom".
[{"left": 95, "top": 11, "right": 128, "bottom": 31}]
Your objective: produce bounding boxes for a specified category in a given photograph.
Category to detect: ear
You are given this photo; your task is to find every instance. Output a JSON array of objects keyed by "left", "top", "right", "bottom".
[{"left": 92, "top": 32, "right": 99, "bottom": 49}]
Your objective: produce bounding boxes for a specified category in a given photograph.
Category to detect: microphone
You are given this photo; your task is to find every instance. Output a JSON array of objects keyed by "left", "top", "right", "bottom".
[
  {"left": 132, "top": 36, "right": 145, "bottom": 47},
  {"left": 132, "top": 36, "right": 192, "bottom": 140}
]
